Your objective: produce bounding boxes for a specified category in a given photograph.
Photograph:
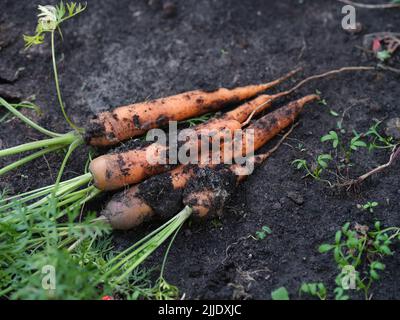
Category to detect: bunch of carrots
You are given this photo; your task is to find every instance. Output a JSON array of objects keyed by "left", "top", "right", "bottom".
[
  {"left": 0, "top": 1, "right": 374, "bottom": 233},
  {"left": 1, "top": 66, "right": 320, "bottom": 230},
  {"left": 0, "top": 2, "right": 379, "bottom": 299}
]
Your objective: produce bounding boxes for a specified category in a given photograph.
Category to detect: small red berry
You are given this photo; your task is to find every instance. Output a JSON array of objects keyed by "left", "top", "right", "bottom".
[{"left": 101, "top": 295, "right": 113, "bottom": 300}]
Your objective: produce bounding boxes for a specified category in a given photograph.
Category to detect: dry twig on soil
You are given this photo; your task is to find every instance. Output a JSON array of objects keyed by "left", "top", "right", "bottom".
[{"left": 337, "top": 145, "right": 400, "bottom": 189}]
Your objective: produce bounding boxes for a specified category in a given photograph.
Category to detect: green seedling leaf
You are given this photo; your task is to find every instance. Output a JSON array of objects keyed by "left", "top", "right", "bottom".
[
  {"left": 318, "top": 99, "right": 328, "bottom": 106},
  {"left": 335, "top": 231, "right": 342, "bottom": 244},
  {"left": 377, "top": 50, "right": 391, "bottom": 62},
  {"left": 317, "top": 154, "right": 332, "bottom": 169},
  {"left": 292, "top": 159, "right": 307, "bottom": 170},
  {"left": 318, "top": 244, "right": 334, "bottom": 253},
  {"left": 346, "top": 237, "right": 358, "bottom": 249},
  {"left": 255, "top": 225, "right": 272, "bottom": 240},
  {"left": 371, "top": 261, "right": 385, "bottom": 271},
  {"left": 271, "top": 287, "right": 289, "bottom": 300},
  {"left": 379, "top": 245, "right": 392, "bottom": 255},
  {"left": 334, "top": 287, "right": 349, "bottom": 300},
  {"left": 262, "top": 226, "right": 272, "bottom": 234},
  {"left": 342, "top": 222, "right": 350, "bottom": 232},
  {"left": 321, "top": 131, "right": 339, "bottom": 148},
  {"left": 370, "top": 270, "right": 379, "bottom": 280},
  {"left": 255, "top": 231, "right": 266, "bottom": 240}
]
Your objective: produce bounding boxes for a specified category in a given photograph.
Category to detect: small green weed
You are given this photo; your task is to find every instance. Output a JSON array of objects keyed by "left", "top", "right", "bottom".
[
  {"left": 299, "top": 282, "right": 327, "bottom": 300},
  {"left": 318, "top": 221, "right": 400, "bottom": 300},
  {"left": 358, "top": 201, "right": 379, "bottom": 213},
  {"left": 253, "top": 225, "right": 272, "bottom": 240},
  {"left": 271, "top": 287, "right": 289, "bottom": 300}
]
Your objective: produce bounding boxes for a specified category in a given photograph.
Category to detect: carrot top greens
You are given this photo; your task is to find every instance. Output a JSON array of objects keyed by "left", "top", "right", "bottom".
[
  {"left": 0, "top": 2, "right": 88, "bottom": 179},
  {"left": 0, "top": 192, "right": 190, "bottom": 299}
]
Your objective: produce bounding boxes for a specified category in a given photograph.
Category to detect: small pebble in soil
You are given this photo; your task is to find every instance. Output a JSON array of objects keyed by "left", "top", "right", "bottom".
[
  {"left": 271, "top": 202, "right": 282, "bottom": 210},
  {"left": 385, "top": 118, "right": 400, "bottom": 139},
  {"left": 163, "top": 1, "right": 177, "bottom": 18},
  {"left": 237, "top": 37, "right": 249, "bottom": 49},
  {"left": 286, "top": 191, "right": 304, "bottom": 205}
]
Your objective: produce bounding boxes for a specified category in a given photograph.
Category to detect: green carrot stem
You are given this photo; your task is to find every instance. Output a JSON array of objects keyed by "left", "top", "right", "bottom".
[
  {"left": 57, "top": 188, "right": 101, "bottom": 218},
  {"left": 53, "top": 138, "right": 84, "bottom": 191},
  {"left": 0, "top": 175, "right": 88, "bottom": 209},
  {"left": 102, "top": 215, "right": 178, "bottom": 276},
  {"left": 159, "top": 220, "right": 184, "bottom": 279},
  {"left": 28, "top": 173, "right": 92, "bottom": 209},
  {"left": 0, "top": 132, "right": 78, "bottom": 158},
  {"left": 102, "top": 206, "right": 192, "bottom": 283},
  {"left": 0, "top": 145, "right": 62, "bottom": 176},
  {"left": 51, "top": 31, "right": 81, "bottom": 133},
  {"left": 0, "top": 97, "right": 61, "bottom": 138}
]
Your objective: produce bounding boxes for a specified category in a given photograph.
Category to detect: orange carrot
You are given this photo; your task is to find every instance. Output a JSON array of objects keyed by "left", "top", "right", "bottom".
[
  {"left": 86, "top": 69, "right": 299, "bottom": 146},
  {"left": 89, "top": 118, "right": 242, "bottom": 191},
  {"left": 225, "top": 94, "right": 319, "bottom": 159}
]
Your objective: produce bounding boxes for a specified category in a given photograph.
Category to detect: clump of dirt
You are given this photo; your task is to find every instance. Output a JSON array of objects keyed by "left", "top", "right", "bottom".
[
  {"left": 137, "top": 170, "right": 184, "bottom": 218},
  {"left": 84, "top": 117, "right": 109, "bottom": 144},
  {"left": 183, "top": 166, "right": 237, "bottom": 218}
]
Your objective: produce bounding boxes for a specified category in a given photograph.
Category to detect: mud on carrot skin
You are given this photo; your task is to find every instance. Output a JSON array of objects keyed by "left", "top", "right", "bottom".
[
  {"left": 88, "top": 118, "right": 243, "bottom": 191},
  {"left": 101, "top": 154, "right": 280, "bottom": 229}
]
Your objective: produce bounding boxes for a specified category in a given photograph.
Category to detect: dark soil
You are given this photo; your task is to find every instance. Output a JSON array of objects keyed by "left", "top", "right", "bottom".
[{"left": 1, "top": 0, "right": 400, "bottom": 299}]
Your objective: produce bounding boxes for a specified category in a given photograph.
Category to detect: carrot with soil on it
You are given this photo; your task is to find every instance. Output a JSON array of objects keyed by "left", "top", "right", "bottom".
[
  {"left": 101, "top": 95, "right": 318, "bottom": 230},
  {"left": 85, "top": 68, "right": 300, "bottom": 146},
  {"left": 86, "top": 65, "right": 375, "bottom": 147},
  {"left": 0, "top": 69, "right": 298, "bottom": 179},
  {"left": 100, "top": 154, "right": 275, "bottom": 229},
  {"left": 0, "top": 92, "right": 294, "bottom": 214},
  {"left": 2, "top": 66, "right": 374, "bottom": 217},
  {"left": 0, "top": 65, "right": 373, "bottom": 178},
  {"left": 87, "top": 89, "right": 296, "bottom": 191},
  {"left": 88, "top": 118, "right": 242, "bottom": 191}
]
